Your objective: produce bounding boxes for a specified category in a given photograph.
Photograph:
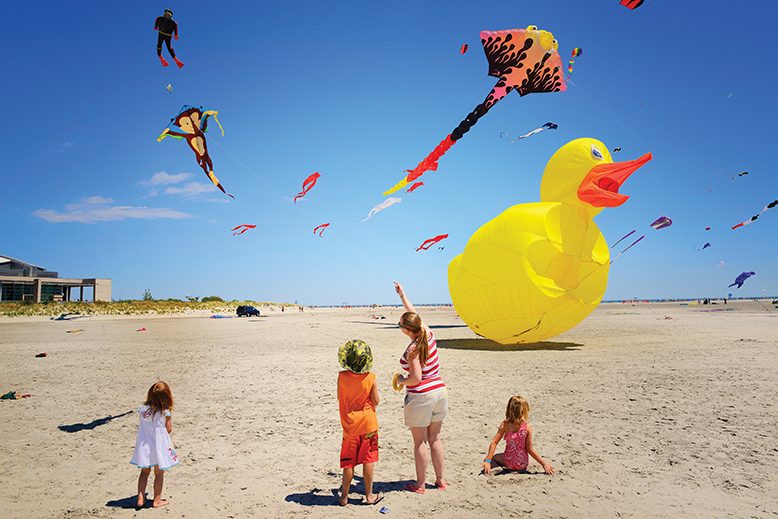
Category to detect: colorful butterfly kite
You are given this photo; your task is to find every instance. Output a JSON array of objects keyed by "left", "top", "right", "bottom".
[
  {"left": 406, "top": 182, "right": 424, "bottom": 193},
  {"left": 567, "top": 47, "right": 583, "bottom": 78},
  {"left": 620, "top": 0, "right": 644, "bottom": 9},
  {"left": 157, "top": 106, "right": 232, "bottom": 198},
  {"left": 500, "top": 122, "right": 558, "bottom": 142},
  {"left": 383, "top": 25, "right": 566, "bottom": 195},
  {"left": 416, "top": 234, "right": 449, "bottom": 252},
  {"left": 313, "top": 223, "right": 330, "bottom": 237},
  {"left": 231, "top": 224, "right": 256, "bottom": 236},
  {"left": 363, "top": 198, "right": 402, "bottom": 221},
  {"left": 294, "top": 172, "right": 321, "bottom": 203},
  {"left": 728, "top": 271, "right": 755, "bottom": 289},
  {"left": 732, "top": 200, "right": 777, "bottom": 229},
  {"left": 460, "top": 44, "right": 468, "bottom": 55}
]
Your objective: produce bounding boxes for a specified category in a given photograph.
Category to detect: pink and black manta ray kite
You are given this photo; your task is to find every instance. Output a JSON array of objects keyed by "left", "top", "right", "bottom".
[{"left": 383, "top": 25, "right": 566, "bottom": 195}]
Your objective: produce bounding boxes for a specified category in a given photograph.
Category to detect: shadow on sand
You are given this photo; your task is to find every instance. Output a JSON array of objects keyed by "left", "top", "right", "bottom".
[
  {"left": 58, "top": 410, "right": 133, "bottom": 433},
  {"left": 106, "top": 495, "right": 147, "bottom": 510},
  {"left": 437, "top": 338, "right": 583, "bottom": 351},
  {"left": 285, "top": 476, "right": 415, "bottom": 507}
]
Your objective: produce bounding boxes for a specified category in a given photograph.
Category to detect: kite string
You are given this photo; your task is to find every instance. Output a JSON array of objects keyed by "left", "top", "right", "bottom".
[{"left": 212, "top": 141, "right": 397, "bottom": 282}]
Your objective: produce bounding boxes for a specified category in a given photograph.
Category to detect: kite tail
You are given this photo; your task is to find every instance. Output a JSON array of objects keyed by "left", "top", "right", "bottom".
[
  {"left": 611, "top": 229, "right": 636, "bottom": 249},
  {"left": 620, "top": 235, "right": 645, "bottom": 255},
  {"left": 382, "top": 86, "right": 502, "bottom": 196},
  {"left": 383, "top": 135, "right": 455, "bottom": 196},
  {"left": 207, "top": 170, "right": 234, "bottom": 199}
]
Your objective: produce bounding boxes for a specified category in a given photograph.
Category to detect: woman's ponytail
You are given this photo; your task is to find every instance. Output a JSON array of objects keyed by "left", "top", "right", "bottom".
[{"left": 400, "top": 311, "right": 429, "bottom": 366}]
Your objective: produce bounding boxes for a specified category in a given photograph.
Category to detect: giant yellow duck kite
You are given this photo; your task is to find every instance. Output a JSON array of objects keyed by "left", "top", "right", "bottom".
[{"left": 448, "top": 138, "right": 652, "bottom": 344}]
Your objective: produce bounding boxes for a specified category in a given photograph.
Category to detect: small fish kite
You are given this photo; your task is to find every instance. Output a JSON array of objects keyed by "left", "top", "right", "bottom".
[
  {"left": 699, "top": 242, "right": 711, "bottom": 250},
  {"left": 166, "top": 83, "right": 173, "bottom": 93},
  {"left": 363, "top": 197, "right": 402, "bottom": 221},
  {"left": 567, "top": 47, "right": 583, "bottom": 78},
  {"left": 406, "top": 182, "right": 424, "bottom": 193},
  {"left": 383, "top": 25, "right": 566, "bottom": 195},
  {"left": 500, "top": 122, "right": 558, "bottom": 142},
  {"left": 154, "top": 9, "right": 184, "bottom": 68},
  {"left": 728, "top": 271, "right": 755, "bottom": 289},
  {"left": 313, "top": 223, "right": 330, "bottom": 237},
  {"left": 619, "top": 0, "right": 644, "bottom": 9},
  {"left": 294, "top": 172, "right": 321, "bottom": 203},
  {"left": 157, "top": 106, "right": 232, "bottom": 198},
  {"left": 613, "top": 147, "right": 622, "bottom": 153},
  {"left": 732, "top": 200, "right": 777, "bottom": 229},
  {"left": 417, "top": 234, "right": 449, "bottom": 252},
  {"left": 460, "top": 44, "right": 468, "bottom": 55},
  {"left": 231, "top": 224, "right": 256, "bottom": 236}
]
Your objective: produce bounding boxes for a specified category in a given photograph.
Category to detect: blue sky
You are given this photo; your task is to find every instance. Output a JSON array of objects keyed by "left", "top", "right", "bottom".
[{"left": 1, "top": 1, "right": 776, "bottom": 305}]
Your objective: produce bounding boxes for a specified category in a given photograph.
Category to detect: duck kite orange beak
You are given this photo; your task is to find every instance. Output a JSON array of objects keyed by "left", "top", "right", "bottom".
[{"left": 578, "top": 153, "right": 652, "bottom": 207}]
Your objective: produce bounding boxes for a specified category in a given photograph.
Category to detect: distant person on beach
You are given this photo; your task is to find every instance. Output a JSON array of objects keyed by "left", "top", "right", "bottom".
[
  {"left": 337, "top": 340, "right": 383, "bottom": 506},
  {"left": 130, "top": 381, "right": 178, "bottom": 508},
  {"left": 393, "top": 282, "right": 448, "bottom": 493},
  {"left": 481, "top": 395, "right": 554, "bottom": 475}
]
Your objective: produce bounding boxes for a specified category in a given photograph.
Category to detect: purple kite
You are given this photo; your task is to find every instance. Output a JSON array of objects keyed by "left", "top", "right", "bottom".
[{"left": 728, "top": 271, "right": 755, "bottom": 289}]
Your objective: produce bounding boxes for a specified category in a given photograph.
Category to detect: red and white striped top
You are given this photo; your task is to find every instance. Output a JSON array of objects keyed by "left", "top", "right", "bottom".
[{"left": 400, "top": 329, "right": 445, "bottom": 394}]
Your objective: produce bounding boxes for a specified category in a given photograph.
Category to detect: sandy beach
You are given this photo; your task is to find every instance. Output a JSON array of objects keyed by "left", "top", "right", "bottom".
[{"left": 1, "top": 302, "right": 776, "bottom": 518}]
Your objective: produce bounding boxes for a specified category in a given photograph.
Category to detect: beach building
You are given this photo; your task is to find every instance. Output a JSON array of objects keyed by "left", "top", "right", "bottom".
[{"left": 0, "top": 254, "right": 111, "bottom": 303}]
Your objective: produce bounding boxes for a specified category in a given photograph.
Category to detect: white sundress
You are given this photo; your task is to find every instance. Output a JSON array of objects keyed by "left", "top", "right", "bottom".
[{"left": 130, "top": 404, "right": 179, "bottom": 470}]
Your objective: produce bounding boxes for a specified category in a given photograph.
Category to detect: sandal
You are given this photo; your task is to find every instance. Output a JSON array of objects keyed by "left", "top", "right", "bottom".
[{"left": 362, "top": 494, "right": 384, "bottom": 505}]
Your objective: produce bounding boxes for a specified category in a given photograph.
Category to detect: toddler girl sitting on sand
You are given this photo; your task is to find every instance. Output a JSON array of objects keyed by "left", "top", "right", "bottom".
[
  {"left": 481, "top": 395, "right": 554, "bottom": 475},
  {"left": 130, "top": 381, "right": 179, "bottom": 508}
]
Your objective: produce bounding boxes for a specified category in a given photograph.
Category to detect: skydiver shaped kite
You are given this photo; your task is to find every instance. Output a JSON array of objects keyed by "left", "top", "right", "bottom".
[
  {"left": 154, "top": 9, "right": 184, "bottom": 68},
  {"left": 157, "top": 107, "right": 233, "bottom": 198}
]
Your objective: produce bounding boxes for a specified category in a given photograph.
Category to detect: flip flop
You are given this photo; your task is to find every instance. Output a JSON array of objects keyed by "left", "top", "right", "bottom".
[
  {"left": 362, "top": 494, "right": 384, "bottom": 506},
  {"left": 435, "top": 481, "right": 448, "bottom": 490},
  {"left": 404, "top": 483, "right": 425, "bottom": 494}
]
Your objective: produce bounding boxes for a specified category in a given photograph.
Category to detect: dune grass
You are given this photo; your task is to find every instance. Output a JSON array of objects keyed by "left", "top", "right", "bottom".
[{"left": 0, "top": 300, "right": 296, "bottom": 317}]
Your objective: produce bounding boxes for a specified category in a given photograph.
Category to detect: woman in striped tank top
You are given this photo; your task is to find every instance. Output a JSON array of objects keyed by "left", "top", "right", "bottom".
[{"left": 394, "top": 282, "right": 448, "bottom": 493}]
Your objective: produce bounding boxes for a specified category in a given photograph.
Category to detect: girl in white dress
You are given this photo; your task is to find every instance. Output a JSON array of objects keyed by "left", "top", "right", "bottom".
[{"left": 130, "top": 381, "right": 178, "bottom": 508}]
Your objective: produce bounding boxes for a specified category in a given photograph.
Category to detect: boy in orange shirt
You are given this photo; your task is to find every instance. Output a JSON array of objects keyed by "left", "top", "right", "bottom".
[{"left": 337, "top": 339, "right": 383, "bottom": 506}]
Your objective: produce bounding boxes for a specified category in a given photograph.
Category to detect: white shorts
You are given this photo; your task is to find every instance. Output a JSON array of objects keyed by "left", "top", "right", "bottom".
[{"left": 403, "top": 387, "right": 448, "bottom": 428}]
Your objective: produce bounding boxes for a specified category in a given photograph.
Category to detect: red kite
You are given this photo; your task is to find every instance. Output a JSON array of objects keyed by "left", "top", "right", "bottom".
[
  {"left": 416, "top": 234, "right": 449, "bottom": 252},
  {"left": 231, "top": 224, "right": 256, "bottom": 236},
  {"left": 313, "top": 223, "right": 330, "bottom": 237},
  {"left": 620, "top": 0, "right": 644, "bottom": 9},
  {"left": 460, "top": 43, "right": 468, "bottom": 55},
  {"left": 294, "top": 172, "right": 321, "bottom": 203}
]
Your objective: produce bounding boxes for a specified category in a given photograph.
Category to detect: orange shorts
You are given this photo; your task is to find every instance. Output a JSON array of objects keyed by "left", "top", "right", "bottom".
[{"left": 340, "top": 431, "right": 379, "bottom": 468}]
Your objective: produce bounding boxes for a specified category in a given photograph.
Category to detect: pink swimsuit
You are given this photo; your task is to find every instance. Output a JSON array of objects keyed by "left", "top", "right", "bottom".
[{"left": 503, "top": 422, "right": 528, "bottom": 470}]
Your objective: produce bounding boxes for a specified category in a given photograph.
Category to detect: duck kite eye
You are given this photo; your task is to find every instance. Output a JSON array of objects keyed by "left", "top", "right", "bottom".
[
  {"left": 526, "top": 25, "right": 538, "bottom": 31},
  {"left": 591, "top": 146, "right": 604, "bottom": 160}
]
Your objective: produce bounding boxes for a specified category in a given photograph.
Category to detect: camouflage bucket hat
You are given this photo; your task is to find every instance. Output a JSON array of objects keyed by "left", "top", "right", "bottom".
[{"left": 338, "top": 339, "right": 373, "bottom": 374}]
